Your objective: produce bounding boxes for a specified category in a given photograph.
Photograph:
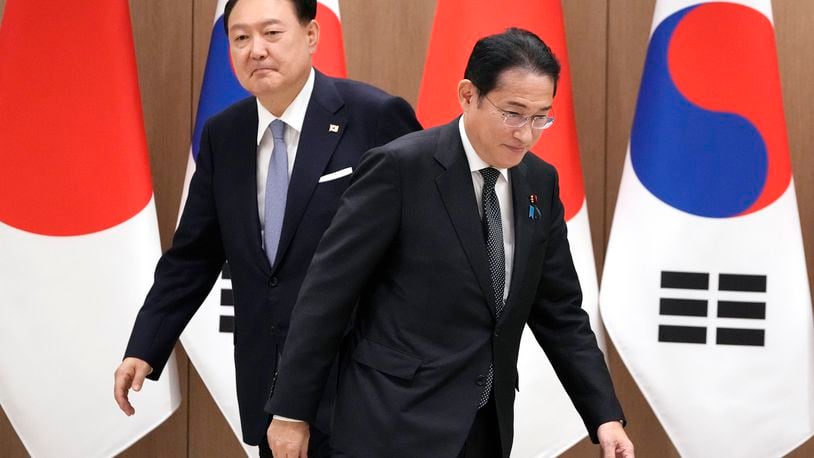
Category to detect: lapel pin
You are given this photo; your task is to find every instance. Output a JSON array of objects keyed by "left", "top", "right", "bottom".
[
  {"left": 329, "top": 124, "right": 340, "bottom": 133},
  {"left": 528, "top": 194, "right": 541, "bottom": 221}
]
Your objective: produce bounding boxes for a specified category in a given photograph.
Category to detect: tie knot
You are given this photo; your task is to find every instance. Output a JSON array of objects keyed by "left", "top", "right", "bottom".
[
  {"left": 270, "top": 119, "right": 286, "bottom": 140},
  {"left": 480, "top": 167, "right": 500, "bottom": 189}
]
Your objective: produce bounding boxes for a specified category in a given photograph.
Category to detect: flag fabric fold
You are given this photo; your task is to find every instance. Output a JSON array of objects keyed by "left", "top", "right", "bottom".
[
  {"left": 600, "top": 1, "right": 814, "bottom": 456},
  {"left": 417, "top": 1, "right": 603, "bottom": 455},
  {"left": 0, "top": 1, "right": 181, "bottom": 456},
  {"left": 178, "top": 1, "right": 346, "bottom": 455}
]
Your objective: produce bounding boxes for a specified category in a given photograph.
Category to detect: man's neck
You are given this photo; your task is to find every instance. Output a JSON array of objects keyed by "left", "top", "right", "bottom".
[{"left": 257, "top": 72, "right": 310, "bottom": 117}]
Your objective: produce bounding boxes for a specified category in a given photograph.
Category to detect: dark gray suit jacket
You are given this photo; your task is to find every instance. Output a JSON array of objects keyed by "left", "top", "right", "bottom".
[{"left": 267, "top": 118, "right": 624, "bottom": 457}]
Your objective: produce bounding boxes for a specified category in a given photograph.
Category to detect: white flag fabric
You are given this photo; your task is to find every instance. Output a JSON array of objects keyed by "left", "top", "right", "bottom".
[
  {"left": 0, "top": 1, "right": 181, "bottom": 456},
  {"left": 178, "top": 1, "right": 346, "bottom": 455},
  {"left": 600, "top": 1, "right": 814, "bottom": 456}
]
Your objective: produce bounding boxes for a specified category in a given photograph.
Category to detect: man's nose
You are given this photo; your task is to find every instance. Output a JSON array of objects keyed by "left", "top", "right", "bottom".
[
  {"left": 513, "top": 122, "right": 535, "bottom": 145},
  {"left": 250, "top": 37, "right": 268, "bottom": 59}
]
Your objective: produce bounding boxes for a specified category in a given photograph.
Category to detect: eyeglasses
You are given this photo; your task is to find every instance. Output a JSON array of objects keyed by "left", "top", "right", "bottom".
[{"left": 482, "top": 94, "right": 555, "bottom": 130}]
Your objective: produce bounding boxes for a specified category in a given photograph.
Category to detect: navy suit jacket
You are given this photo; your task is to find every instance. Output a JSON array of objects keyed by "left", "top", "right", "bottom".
[
  {"left": 267, "top": 119, "right": 624, "bottom": 457},
  {"left": 124, "top": 71, "right": 421, "bottom": 445}
]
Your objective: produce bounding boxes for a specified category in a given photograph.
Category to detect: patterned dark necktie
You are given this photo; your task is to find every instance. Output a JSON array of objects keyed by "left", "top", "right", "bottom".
[{"left": 479, "top": 167, "right": 505, "bottom": 408}]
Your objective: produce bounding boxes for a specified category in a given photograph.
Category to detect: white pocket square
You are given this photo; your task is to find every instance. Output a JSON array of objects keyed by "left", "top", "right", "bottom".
[{"left": 318, "top": 167, "right": 353, "bottom": 183}]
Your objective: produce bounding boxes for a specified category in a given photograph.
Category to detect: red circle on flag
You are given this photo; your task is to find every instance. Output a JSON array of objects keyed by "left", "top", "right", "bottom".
[
  {"left": 0, "top": 1, "right": 154, "bottom": 236},
  {"left": 668, "top": 2, "right": 791, "bottom": 214}
]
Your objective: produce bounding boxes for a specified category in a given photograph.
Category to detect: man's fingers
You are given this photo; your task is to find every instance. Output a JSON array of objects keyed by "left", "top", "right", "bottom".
[
  {"left": 601, "top": 440, "right": 635, "bottom": 458},
  {"left": 267, "top": 419, "right": 309, "bottom": 458},
  {"left": 270, "top": 439, "right": 305, "bottom": 457},
  {"left": 131, "top": 363, "right": 151, "bottom": 392},
  {"left": 271, "top": 443, "right": 298, "bottom": 458},
  {"left": 113, "top": 358, "right": 152, "bottom": 415},
  {"left": 113, "top": 367, "right": 135, "bottom": 415},
  {"left": 600, "top": 438, "right": 619, "bottom": 458}
]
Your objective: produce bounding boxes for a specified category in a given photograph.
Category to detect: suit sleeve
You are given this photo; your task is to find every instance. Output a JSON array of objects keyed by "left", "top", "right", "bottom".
[
  {"left": 123, "top": 120, "right": 226, "bottom": 379},
  {"left": 374, "top": 95, "right": 422, "bottom": 146},
  {"left": 525, "top": 168, "right": 625, "bottom": 443},
  {"left": 265, "top": 145, "right": 402, "bottom": 422}
]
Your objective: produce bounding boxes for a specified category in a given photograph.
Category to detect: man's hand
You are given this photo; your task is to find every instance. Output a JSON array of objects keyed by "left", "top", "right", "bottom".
[
  {"left": 113, "top": 357, "right": 153, "bottom": 416},
  {"left": 597, "top": 421, "right": 634, "bottom": 458},
  {"left": 267, "top": 418, "right": 310, "bottom": 458}
]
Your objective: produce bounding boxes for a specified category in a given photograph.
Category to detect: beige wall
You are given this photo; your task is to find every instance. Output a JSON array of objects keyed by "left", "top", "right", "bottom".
[{"left": 1, "top": 0, "right": 812, "bottom": 456}]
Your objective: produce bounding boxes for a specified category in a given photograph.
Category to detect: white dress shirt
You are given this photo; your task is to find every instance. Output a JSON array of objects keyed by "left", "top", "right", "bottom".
[
  {"left": 256, "top": 68, "right": 315, "bottom": 237},
  {"left": 458, "top": 117, "right": 515, "bottom": 302}
]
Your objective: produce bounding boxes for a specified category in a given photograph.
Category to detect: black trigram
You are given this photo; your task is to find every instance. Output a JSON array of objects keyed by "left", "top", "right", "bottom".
[
  {"left": 219, "top": 262, "right": 235, "bottom": 334},
  {"left": 658, "top": 271, "right": 766, "bottom": 346}
]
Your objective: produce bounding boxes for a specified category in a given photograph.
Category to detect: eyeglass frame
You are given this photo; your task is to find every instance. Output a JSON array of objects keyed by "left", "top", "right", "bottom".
[{"left": 480, "top": 93, "right": 555, "bottom": 130}]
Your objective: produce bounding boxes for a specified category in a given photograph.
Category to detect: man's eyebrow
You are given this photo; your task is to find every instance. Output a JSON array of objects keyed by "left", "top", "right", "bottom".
[
  {"left": 229, "top": 19, "right": 284, "bottom": 31},
  {"left": 504, "top": 100, "right": 553, "bottom": 112}
]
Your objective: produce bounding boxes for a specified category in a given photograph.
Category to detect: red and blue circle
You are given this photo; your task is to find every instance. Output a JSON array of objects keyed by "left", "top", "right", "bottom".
[{"left": 630, "top": 2, "right": 791, "bottom": 218}]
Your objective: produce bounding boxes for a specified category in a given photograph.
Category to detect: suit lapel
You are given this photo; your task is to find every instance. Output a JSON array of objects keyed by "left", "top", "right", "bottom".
[
  {"left": 273, "top": 71, "right": 347, "bottom": 271},
  {"left": 231, "top": 100, "right": 272, "bottom": 275},
  {"left": 504, "top": 160, "right": 534, "bottom": 318},
  {"left": 434, "top": 120, "right": 499, "bottom": 319}
]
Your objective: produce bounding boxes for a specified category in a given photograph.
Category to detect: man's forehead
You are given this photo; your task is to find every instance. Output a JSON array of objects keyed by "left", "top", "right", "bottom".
[
  {"left": 489, "top": 70, "right": 554, "bottom": 107},
  {"left": 229, "top": 0, "right": 296, "bottom": 26},
  {"left": 489, "top": 88, "right": 554, "bottom": 111}
]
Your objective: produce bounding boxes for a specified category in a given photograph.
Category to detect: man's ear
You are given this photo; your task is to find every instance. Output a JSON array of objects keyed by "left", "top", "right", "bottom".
[
  {"left": 458, "top": 79, "right": 477, "bottom": 112},
  {"left": 306, "top": 19, "right": 320, "bottom": 54}
]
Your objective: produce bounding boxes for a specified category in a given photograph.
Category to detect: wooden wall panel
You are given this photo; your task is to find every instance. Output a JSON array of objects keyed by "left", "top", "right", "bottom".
[
  {"left": 564, "top": 0, "right": 610, "bottom": 286},
  {"left": 0, "top": 411, "right": 26, "bottom": 458},
  {"left": 560, "top": 1, "right": 609, "bottom": 456},
  {"left": 340, "top": 0, "right": 436, "bottom": 106},
  {"left": 776, "top": 0, "right": 814, "bottom": 306},
  {"left": 774, "top": 0, "right": 814, "bottom": 455}
]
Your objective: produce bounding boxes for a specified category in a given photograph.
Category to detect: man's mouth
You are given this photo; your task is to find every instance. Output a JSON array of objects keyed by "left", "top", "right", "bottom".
[
  {"left": 505, "top": 144, "right": 526, "bottom": 154},
  {"left": 251, "top": 67, "right": 276, "bottom": 76}
]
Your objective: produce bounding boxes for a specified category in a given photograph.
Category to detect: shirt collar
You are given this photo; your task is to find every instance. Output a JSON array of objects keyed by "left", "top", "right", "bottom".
[
  {"left": 458, "top": 116, "right": 509, "bottom": 182},
  {"left": 255, "top": 67, "right": 316, "bottom": 144}
]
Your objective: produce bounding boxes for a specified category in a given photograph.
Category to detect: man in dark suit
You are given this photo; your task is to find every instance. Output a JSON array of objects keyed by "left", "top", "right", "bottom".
[
  {"left": 266, "top": 28, "right": 634, "bottom": 457},
  {"left": 112, "top": 0, "right": 420, "bottom": 455}
]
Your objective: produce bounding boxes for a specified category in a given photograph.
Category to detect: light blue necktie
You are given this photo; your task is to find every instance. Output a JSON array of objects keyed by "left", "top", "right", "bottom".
[{"left": 264, "top": 119, "right": 288, "bottom": 266}]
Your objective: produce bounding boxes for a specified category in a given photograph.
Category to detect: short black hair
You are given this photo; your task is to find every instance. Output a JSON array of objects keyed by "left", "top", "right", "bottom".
[
  {"left": 464, "top": 28, "right": 561, "bottom": 96},
  {"left": 223, "top": 0, "right": 317, "bottom": 35}
]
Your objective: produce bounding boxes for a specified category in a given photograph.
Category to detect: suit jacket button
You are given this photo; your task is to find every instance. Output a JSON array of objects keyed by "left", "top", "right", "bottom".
[
  {"left": 268, "top": 276, "right": 279, "bottom": 287},
  {"left": 270, "top": 325, "right": 277, "bottom": 334},
  {"left": 476, "top": 375, "right": 486, "bottom": 386}
]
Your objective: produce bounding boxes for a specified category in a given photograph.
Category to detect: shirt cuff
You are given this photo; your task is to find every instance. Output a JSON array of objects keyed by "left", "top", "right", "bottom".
[{"left": 273, "top": 415, "right": 304, "bottom": 423}]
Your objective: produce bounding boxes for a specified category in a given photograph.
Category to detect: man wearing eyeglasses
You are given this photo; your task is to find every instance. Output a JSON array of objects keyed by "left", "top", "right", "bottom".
[{"left": 265, "top": 28, "right": 634, "bottom": 458}]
